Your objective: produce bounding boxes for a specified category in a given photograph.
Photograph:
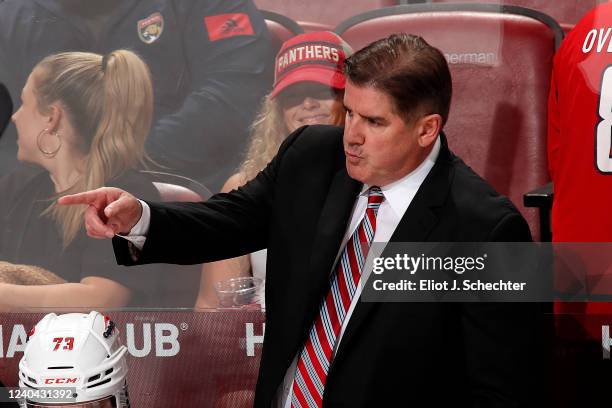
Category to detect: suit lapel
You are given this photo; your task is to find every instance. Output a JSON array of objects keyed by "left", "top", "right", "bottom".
[
  {"left": 286, "top": 167, "right": 362, "bottom": 362},
  {"left": 332, "top": 135, "right": 455, "bottom": 367}
]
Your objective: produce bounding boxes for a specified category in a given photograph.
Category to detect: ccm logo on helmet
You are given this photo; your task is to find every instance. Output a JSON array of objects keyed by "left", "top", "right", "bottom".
[{"left": 44, "top": 378, "right": 78, "bottom": 384}]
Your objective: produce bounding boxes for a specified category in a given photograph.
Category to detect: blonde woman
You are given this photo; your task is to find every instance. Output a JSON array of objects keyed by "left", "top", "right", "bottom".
[
  {"left": 0, "top": 50, "right": 160, "bottom": 310},
  {"left": 196, "top": 32, "right": 352, "bottom": 309}
]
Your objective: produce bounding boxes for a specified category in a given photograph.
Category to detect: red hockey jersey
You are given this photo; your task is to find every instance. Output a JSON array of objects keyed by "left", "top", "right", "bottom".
[{"left": 549, "top": 3, "right": 612, "bottom": 242}]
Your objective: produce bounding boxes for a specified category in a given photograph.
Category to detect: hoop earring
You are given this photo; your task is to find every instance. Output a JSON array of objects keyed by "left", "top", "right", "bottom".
[{"left": 37, "top": 128, "right": 62, "bottom": 158}]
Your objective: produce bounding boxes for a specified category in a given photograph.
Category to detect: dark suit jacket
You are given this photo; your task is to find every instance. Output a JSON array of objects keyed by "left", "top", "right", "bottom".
[{"left": 114, "top": 125, "right": 551, "bottom": 407}]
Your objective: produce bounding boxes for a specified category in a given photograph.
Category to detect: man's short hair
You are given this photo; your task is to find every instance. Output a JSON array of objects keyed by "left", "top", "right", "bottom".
[{"left": 344, "top": 33, "right": 452, "bottom": 126}]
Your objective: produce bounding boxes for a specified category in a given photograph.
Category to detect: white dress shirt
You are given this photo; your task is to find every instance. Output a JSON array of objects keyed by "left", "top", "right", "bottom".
[{"left": 123, "top": 137, "right": 441, "bottom": 407}]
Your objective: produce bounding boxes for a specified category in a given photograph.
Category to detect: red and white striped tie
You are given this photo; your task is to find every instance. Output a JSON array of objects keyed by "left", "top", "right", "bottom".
[{"left": 290, "top": 186, "right": 384, "bottom": 408}]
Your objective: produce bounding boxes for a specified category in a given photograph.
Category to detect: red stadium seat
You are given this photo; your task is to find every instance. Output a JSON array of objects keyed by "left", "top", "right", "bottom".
[
  {"left": 336, "top": 3, "right": 563, "bottom": 240},
  {"left": 255, "top": 0, "right": 399, "bottom": 30},
  {"left": 261, "top": 10, "right": 304, "bottom": 56},
  {"left": 415, "top": 0, "right": 599, "bottom": 28}
]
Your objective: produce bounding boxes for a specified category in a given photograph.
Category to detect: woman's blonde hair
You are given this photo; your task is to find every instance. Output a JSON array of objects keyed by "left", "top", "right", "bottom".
[
  {"left": 239, "top": 91, "right": 345, "bottom": 181},
  {"left": 32, "top": 50, "right": 154, "bottom": 246}
]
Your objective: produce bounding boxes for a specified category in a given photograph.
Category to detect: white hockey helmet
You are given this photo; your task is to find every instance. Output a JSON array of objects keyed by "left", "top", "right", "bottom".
[{"left": 18, "top": 311, "right": 129, "bottom": 407}]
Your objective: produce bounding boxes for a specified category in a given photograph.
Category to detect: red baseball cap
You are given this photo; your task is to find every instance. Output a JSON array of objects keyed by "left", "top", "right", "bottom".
[{"left": 271, "top": 31, "right": 352, "bottom": 98}]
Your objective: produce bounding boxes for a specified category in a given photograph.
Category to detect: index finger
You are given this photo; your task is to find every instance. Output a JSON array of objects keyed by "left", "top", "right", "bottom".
[{"left": 57, "top": 190, "right": 102, "bottom": 206}]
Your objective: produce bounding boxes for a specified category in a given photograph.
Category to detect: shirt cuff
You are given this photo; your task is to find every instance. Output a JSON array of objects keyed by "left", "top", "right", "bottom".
[{"left": 117, "top": 199, "right": 150, "bottom": 251}]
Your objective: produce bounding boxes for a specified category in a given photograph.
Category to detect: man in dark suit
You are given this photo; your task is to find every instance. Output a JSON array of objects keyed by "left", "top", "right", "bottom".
[{"left": 60, "top": 34, "right": 550, "bottom": 407}]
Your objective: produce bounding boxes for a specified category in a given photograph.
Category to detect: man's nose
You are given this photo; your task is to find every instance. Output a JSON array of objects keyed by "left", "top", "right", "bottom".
[{"left": 344, "top": 116, "right": 364, "bottom": 145}]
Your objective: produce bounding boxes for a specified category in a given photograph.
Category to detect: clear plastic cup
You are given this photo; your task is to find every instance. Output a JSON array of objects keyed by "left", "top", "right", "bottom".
[{"left": 214, "top": 277, "right": 264, "bottom": 308}]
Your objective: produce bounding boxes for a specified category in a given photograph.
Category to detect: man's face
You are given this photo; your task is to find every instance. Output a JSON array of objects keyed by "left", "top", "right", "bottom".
[{"left": 343, "top": 81, "right": 426, "bottom": 187}]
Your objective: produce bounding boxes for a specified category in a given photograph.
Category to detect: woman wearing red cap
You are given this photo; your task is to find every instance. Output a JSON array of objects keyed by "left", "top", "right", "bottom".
[{"left": 196, "top": 32, "right": 352, "bottom": 309}]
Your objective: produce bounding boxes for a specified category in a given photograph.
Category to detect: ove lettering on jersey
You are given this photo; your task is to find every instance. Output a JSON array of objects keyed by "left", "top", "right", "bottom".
[{"left": 582, "top": 28, "right": 612, "bottom": 53}]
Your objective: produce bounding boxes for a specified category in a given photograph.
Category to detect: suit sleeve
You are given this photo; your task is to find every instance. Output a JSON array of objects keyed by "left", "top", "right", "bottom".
[
  {"left": 462, "top": 213, "right": 553, "bottom": 407},
  {"left": 113, "top": 126, "right": 307, "bottom": 266},
  {"left": 145, "top": 0, "right": 273, "bottom": 190}
]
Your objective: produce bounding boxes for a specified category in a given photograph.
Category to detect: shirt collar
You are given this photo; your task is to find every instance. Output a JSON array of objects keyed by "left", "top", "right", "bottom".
[{"left": 360, "top": 135, "right": 441, "bottom": 218}]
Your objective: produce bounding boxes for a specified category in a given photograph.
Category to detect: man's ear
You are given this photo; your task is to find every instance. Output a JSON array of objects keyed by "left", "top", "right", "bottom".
[
  {"left": 46, "top": 104, "right": 62, "bottom": 133},
  {"left": 416, "top": 114, "right": 442, "bottom": 148}
]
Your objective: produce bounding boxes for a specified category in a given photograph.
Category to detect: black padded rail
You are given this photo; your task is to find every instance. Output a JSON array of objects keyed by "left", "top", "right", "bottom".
[{"left": 260, "top": 10, "right": 305, "bottom": 35}]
